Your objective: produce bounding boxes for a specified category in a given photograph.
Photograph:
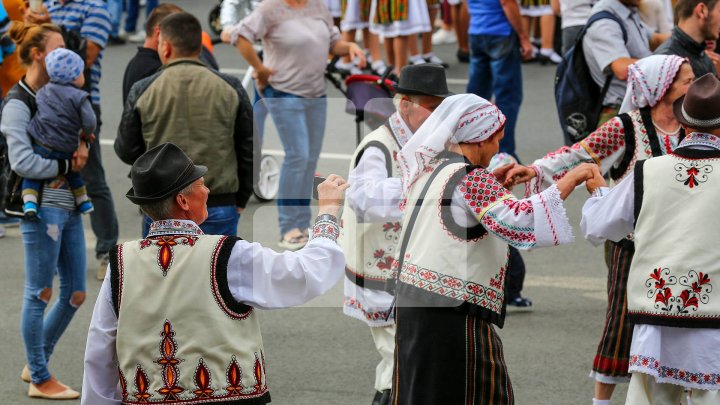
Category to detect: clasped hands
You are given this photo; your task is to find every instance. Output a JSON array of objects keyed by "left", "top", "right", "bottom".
[{"left": 493, "top": 162, "right": 606, "bottom": 199}]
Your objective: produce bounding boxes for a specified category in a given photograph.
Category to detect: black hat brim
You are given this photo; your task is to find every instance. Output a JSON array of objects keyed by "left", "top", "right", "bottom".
[
  {"left": 126, "top": 164, "right": 208, "bottom": 204},
  {"left": 394, "top": 85, "right": 454, "bottom": 98}
]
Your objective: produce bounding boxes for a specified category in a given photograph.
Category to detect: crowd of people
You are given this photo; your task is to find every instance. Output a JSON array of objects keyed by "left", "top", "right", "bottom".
[{"left": 0, "top": 0, "right": 720, "bottom": 404}]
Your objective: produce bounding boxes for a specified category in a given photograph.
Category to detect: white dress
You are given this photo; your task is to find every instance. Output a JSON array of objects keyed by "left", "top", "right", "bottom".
[
  {"left": 325, "top": 0, "right": 342, "bottom": 17},
  {"left": 368, "top": 0, "right": 431, "bottom": 38},
  {"left": 341, "top": 0, "right": 371, "bottom": 32}
]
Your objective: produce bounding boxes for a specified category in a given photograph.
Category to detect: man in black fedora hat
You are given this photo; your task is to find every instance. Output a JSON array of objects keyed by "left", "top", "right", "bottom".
[
  {"left": 580, "top": 73, "right": 720, "bottom": 404},
  {"left": 338, "top": 63, "right": 448, "bottom": 405},
  {"left": 81, "top": 143, "right": 349, "bottom": 404}
]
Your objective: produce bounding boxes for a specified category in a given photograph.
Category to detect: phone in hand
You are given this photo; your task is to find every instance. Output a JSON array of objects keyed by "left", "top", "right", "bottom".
[{"left": 312, "top": 176, "right": 326, "bottom": 200}]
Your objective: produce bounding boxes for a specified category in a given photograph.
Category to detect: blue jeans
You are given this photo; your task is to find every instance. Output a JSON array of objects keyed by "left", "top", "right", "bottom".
[
  {"left": 124, "top": 0, "right": 158, "bottom": 33},
  {"left": 22, "top": 144, "right": 85, "bottom": 204},
  {"left": 254, "top": 83, "right": 268, "bottom": 142},
  {"left": 142, "top": 205, "right": 240, "bottom": 237},
  {"left": 107, "top": 0, "right": 123, "bottom": 37},
  {"left": 20, "top": 207, "right": 86, "bottom": 384},
  {"left": 466, "top": 33, "right": 523, "bottom": 160},
  {"left": 81, "top": 105, "right": 119, "bottom": 256},
  {"left": 262, "top": 86, "right": 327, "bottom": 236}
]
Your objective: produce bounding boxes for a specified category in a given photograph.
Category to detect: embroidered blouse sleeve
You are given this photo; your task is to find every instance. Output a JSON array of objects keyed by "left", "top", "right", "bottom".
[
  {"left": 81, "top": 270, "right": 122, "bottom": 405},
  {"left": 528, "top": 117, "right": 627, "bottom": 193},
  {"left": 227, "top": 237, "right": 345, "bottom": 309},
  {"left": 580, "top": 175, "right": 636, "bottom": 246},
  {"left": 458, "top": 168, "right": 574, "bottom": 248},
  {"left": 347, "top": 147, "right": 403, "bottom": 222}
]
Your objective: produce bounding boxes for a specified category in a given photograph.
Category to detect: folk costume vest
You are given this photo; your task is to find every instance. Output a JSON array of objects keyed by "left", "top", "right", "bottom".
[
  {"left": 339, "top": 123, "right": 404, "bottom": 291},
  {"left": 109, "top": 222, "right": 270, "bottom": 405},
  {"left": 392, "top": 154, "right": 511, "bottom": 327},
  {"left": 629, "top": 142, "right": 720, "bottom": 329}
]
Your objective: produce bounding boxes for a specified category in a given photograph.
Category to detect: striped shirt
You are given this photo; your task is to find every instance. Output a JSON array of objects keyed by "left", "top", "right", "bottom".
[{"left": 47, "top": 0, "right": 111, "bottom": 105}]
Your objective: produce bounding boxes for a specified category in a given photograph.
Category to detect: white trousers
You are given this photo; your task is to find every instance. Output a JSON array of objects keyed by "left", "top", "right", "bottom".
[
  {"left": 370, "top": 324, "right": 396, "bottom": 392},
  {"left": 626, "top": 373, "right": 719, "bottom": 405}
]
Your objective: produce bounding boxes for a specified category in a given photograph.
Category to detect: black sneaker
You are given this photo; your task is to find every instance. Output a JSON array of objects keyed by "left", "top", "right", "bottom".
[
  {"left": 107, "top": 36, "right": 126, "bottom": 46},
  {"left": 506, "top": 296, "right": 533, "bottom": 312}
]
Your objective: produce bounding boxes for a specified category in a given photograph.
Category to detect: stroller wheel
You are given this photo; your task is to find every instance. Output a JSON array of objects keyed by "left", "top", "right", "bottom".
[
  {"left": 254, "top": 154, "right": 280, "bottom": 202},
  {"left": 208, "top": 4, "right": 223, "bottom": 36}
]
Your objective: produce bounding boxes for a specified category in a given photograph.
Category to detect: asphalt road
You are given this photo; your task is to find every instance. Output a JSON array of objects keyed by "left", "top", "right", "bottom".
[{"left": 0, "top": 1, "right": 624, "bottom": 404}]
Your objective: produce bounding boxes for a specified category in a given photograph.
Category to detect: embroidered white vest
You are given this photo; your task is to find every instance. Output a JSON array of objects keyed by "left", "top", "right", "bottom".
[
  {"left": 339, "top": 124, "right": 403, "bottom": 290},
  {"left": 629, "top": 153, "right": 720, "bottom": 328},
  {"left": 392, "top": 158, "right": 511, "bottom": 327},
  {"left": 111, "top": 235, "right": 270, "bottom": 404}
]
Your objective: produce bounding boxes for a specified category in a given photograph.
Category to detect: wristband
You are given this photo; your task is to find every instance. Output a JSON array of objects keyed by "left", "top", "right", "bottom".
[{"left": 310, "top": 214, "right": 339, "bottom": 242}]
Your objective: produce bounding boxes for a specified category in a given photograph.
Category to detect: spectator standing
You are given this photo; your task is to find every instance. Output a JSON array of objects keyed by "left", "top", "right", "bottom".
[
  {"left": 521, "top": 0, "right": 563, "bottom": 63},
  {"left": 1, "top": 21, "right": 87, "bottom": 400},
  {"left": 106, "top": 0, "right": 125, "bottom": 45},
  {"left": 38, "top": 0, "right": 119, "bottom": 281},
  {"left": 583, "top": 0, "right": 668, "bottom": 125},
  {"left": 124, "top": 0, "right": 158, "bottom": 43},
  {"left": 116, "top": 12, "right": 255, "bottom": 237},
  {"left": 466, "top": 0, "right": 533, "bottom": 160},
  {"left": 122, "top": 3, "right": 218, "bottom": 105},
  {"left": 230, "top": 0, "right": 365, "bottom": 250},
  {"left": 638, "top": 0, "right": 672, "bottom": 34},
  {"left": 654, "top": 0, "right": 720, "bottom": 77}
]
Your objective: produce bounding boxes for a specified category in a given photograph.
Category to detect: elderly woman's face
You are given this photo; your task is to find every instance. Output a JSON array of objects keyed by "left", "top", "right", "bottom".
[{"left": 665, "top": 63, "right": 695, "bottom": 104}]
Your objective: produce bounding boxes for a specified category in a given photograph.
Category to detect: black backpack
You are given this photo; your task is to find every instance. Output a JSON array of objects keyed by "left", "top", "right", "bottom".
[{"left": 555, "top": 11, "right": 627, "bottom": 146}]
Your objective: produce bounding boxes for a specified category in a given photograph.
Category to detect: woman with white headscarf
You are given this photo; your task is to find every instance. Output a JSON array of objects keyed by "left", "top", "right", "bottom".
[
  {"left": 503, "top": 54, "right": 694, "bottom": 404},
  {"left": 389, "top": 94, "right": 598, "bottom": 404}
]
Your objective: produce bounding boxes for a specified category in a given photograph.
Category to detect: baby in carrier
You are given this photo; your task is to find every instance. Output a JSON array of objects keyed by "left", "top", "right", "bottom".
[{"left": 22, "top": 48, "right": 95, "bottom": 219}]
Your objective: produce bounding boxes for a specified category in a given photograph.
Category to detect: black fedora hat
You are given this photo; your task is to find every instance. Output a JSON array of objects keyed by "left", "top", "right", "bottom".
[
  {"left": 674, "top": 73, "right": 720, "bottom": 131},
  {"left": 394, "top": 63, "right": 453, "bottom": 98},
  {"left": 126, "top": 143, "right": 207, "bottom": 204}
]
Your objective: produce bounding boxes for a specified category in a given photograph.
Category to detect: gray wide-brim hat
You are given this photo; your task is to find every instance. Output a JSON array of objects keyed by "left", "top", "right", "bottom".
[
  {"left": 126, "top": 143, "right": 207, "bottom": 205},
  {"left": 394, "top": 63, "right": 453, "bottom": 98},
  {"left": 674, "top": 73, "right": 720, "bottom": 131}
]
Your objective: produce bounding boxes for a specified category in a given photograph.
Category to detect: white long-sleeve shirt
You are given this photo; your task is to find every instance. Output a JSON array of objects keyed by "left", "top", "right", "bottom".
[{"left": 81, "top": 220, "right": 344, "bottom": 404}]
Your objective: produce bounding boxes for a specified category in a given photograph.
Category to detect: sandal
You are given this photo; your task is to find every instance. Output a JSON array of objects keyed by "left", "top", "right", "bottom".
[{"left": 278, "top": 229, "right": 308, "bottom": 251}]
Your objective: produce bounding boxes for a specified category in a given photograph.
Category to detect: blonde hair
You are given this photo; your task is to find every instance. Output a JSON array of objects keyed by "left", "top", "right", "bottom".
[{"left": 8, "top": 21, "right": 62, "bottom": 66}]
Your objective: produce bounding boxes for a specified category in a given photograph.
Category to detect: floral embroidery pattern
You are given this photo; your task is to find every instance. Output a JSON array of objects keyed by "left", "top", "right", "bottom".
[
  {"left": 147, "top": 220, "right": 204, "bottom": 237},
  {"left": 140, "top": 235, "right": 199, "bottom": 276},
  {"left": 502, "top": 199, "right": 533, "bottom": 215},
  {"left": 364, "top": 222, "right": 402, "bottom": 272},
  {"left": 398, "top": 262, "right": 505, "bottom": 314},
  {"left": 460, "top": 168, "right": 510, "bottom": 218},
  {"left": 582, "top": 118, "right": 625, "bottom": 160},
  {"left": 674, "top": 161, "right": 713, "bottom": 189},
  {"left": 310, "top": 221, "right": 340, "bottom": 241},
  {"left": 646, "top": 267, "right": 713, "bottom": 313},
  {"left": 680, "top": 132, "right": 720, "bottom": 150},
  {"left": 122, "top": 322, "right": 269, "bottom": 404},
  {"left": 630, "top": 354, "right": 720, "bottom": 387},
  {"left": 343, "top": 296, "right": 393, "bottom": 323},
  {"left": 481, "top": 213, "right": 536, "bottom": 249}
]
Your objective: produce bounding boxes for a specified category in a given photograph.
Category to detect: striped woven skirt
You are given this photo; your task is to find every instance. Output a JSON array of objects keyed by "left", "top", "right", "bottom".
[
  {"left": 591, "top": 240, "right": 634, "bottom": 381},
  {"left": 392, "top": 298, "right": 514, "bottom": 404}
]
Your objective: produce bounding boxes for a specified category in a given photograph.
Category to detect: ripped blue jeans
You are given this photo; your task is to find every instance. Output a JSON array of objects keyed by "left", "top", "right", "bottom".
[{"left": 20, "top": 207, "right": 86, "bottom": 384}]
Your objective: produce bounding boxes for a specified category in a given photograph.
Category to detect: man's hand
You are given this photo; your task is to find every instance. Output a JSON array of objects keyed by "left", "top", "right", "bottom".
[
  {"left": 221, "top": 27, "right": 233, "bottom": 44},
  {"left": 585, "top": 164, "right": 607, "bottom": 193},
  {"left": 23, "top": 5, "right": 51, "bottom": 24},
  {"left": 492, "top": 163, "right": 515, "bottom": 185},
  {"left": 519, "top": 37, "right": 533, "bottom": 61},
  {"left": 253, "top": 65, "right": 273, "bottom": 93},
  {"left": 555, "top": 163, "right": 598, "bottom": 200},
  {"left": 72, "top": 141, "right": 90, "bottom": 172},
  {"left": 502, "top": 164, "right": 536, "bottom": 188},
  {"left": 347, "top": 42, "right": 367, "bottom": 68},
  {"left": 317, "top": 174, "right": 349, "bottom": 217}
]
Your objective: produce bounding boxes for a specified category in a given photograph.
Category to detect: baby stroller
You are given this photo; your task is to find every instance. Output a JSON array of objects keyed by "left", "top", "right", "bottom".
[{"left": 326, "top": 58, "right": 397, "bottom": 145}]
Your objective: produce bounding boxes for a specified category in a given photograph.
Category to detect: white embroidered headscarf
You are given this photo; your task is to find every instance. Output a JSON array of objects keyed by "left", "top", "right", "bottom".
[
  {"left": 398, "top": 94, "right": 506, "bottom": 198},
  {"left": 619, "top": 54, "right": 687, "bottom": 114}
]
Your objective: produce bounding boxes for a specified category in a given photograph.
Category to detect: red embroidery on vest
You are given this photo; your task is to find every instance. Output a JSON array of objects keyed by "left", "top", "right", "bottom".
[
  {"left": 193, "top": 359, "right": 214, "bottom": 398},
  {"left": 225, "top": 356, "right": 245, "bottom": 396},
  {"left": 133, "top": 365, "right": 152, "bottom": 402},
  {"left": 156, "top": 320, "right": 185, "bottom": 400},
  {"left": 646, "top": 268, "right": 713, "bottom": 314},
  {"left": 140, "top": 235, "right": 198, "bottom": 276},
  {"left": 674, "top": 161, "right": 713, "bottom": 189}
]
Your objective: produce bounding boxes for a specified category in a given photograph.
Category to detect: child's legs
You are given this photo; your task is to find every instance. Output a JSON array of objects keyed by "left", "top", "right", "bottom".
[{"left": 22, "top": 178, "right": 42, "bottom": 204}]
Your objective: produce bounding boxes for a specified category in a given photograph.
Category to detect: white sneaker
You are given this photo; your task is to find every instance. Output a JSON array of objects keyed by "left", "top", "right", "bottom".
[
  {"left": 409, "top": 54, "right": 426, "bottom": 65},
  {"left": 431, "top": 29, "right": 457, "bottom": 45},
  {"left": 424, "top": 53, "right": 449, "bottom": 68},
  {"left": 539, "top": 49, "right": 562, "bottom": 64},
  {"left": 128, "top": 30, "right": 146, "bottom": 43}
]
